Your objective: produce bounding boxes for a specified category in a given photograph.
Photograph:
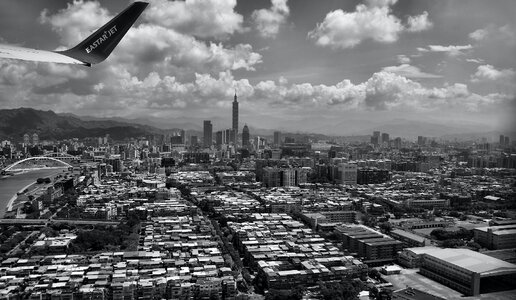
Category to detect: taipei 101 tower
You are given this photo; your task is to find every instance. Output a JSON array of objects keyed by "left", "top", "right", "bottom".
[{"left": 232, "top": 92, "right": 238, "bottom": 144}]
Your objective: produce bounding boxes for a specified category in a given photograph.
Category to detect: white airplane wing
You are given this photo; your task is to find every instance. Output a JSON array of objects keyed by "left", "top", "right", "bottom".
[
  {"left": 0, "top": 45, "right": 85, "bottom": 65},
  {"left": 0, "top": 1, "right": 148, "bottom": 67}
]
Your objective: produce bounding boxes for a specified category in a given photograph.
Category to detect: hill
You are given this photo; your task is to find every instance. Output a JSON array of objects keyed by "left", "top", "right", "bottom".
[{"left": 0, "top": 108, "right": 165, "bottom": 141}]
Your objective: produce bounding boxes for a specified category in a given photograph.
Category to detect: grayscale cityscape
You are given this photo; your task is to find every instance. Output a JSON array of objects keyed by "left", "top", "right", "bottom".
[{"left": 0, "top": 0, "right": 515, "bottom": 300}]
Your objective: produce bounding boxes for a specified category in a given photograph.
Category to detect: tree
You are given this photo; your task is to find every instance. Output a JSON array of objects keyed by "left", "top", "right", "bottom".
[
  {"left": 369, "top": 269, "right": 382, "bottom": 280},
  {"left": 467, "top": 241, "right": 482, "bottom": 251},
  {"left": 442, "top": 239, "right": 464, "bottom": 248},
  {"left": 265, "top": 288, "right": 302, "bottom": 300},
  {"left": 379, "top": 222, "right": 392, "bottom": 233}
]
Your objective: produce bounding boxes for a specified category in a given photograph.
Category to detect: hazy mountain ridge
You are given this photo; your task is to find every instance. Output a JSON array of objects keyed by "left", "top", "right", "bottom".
[
  {"left": 0, "top": 108, "right": 510, "bottom": 142},
  {"left": 0, "top": 108, "right": 166, "bottom": 141}
]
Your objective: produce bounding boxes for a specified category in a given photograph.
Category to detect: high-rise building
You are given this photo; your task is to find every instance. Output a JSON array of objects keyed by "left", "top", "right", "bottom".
[
  {"left": 418, "top": 136, "right": 426, "bottom": 146},
  {"left": 254, "top": 136, "right": 262, "bottom": 150},
  {"left": 499, "top": 135, "right": 505, "bottom": 145},
  {"left": 393, "top": 137, "right": 402, "bottom": 149},
  {"left": 32, "top": 133, "right": 39, "bottom": 145},
  {"left": 203, "top": 120, "right": 212, "bottom": 147},
  {"left": 242, "top": 124, "right": 250, "bottom": 147},
  {"left": 224, "top": 129, "right": 234, "bottom": 144},
  {"left": 381, "top": 133, "right": 389, "bottom": 144},
  {"left": 215, "top": 130, "right": 223, "bottom": 146},
  {"left": 371, "top": 131, "right": 380, "bottom": 145},
  {"left": 339, "top": 163, "right": 357, "bottom": 185},
  {"left": 232, "top": 92, "right": 238, "bottom": 144},
  {"left": 171, "top": 130, "right": 185, "bottom": 145},
  {"left": 23, "top": 133, "right": 30, "bottom": 145},
  {"left": 191, "top": 136, "right": 198, "bottom": 146},
  {"left": 504, "top": 136, "right": 510, "bottom": 146},
  {"left": 274, "top": 131, "right": 281, "bottom": 146}
]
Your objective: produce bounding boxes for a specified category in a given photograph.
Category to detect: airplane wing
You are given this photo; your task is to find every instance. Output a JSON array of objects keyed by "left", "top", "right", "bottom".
[
  {"left": 0, "top": 1, "right": 148, "bottom": 67},
  {"left": 0, "top": 45, "right": 86, "bottom": 65}
]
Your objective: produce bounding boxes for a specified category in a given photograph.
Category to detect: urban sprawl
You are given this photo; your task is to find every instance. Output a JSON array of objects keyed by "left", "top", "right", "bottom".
[{"left": 0, "top": 97, "right": 515, "bottom": 300}]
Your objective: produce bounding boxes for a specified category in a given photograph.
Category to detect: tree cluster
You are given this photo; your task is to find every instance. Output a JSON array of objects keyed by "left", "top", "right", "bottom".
[
  {"left": 70, "top": 215, "right": 141, "bottom": 252},
  {"left": 430, "top": 228, "right": 473, "bottom": 241},
  {"left": 319, "top": 280, "right": 361, "bottom": 300}
]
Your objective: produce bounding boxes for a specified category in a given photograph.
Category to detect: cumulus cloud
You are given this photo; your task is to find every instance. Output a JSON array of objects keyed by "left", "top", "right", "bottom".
[
  {"left": 469, "top": 28, "right": 488, "bottom": 41},
  {"left": 308, "top": 0, "right": 432, "bottom": 49},
  {"left": 382, "top": 64, "right": 441, "bottom": 79},
  {"left": 143, "top": 0, "right": 244, "bottom": 39},
  {"left": 471, "top": 64, "right": 515, "bottom": 82},
  {"left": 40, "top": 0, "right": 111, "bottom": 47},
  {"left": 116, "top": 24, "right": 262, "bottom": 77},
  {"left": 407, "top": 11, "right": 433, "bottom": 32},
  {"left": 308, "top": 5, "right": 403, "bottom": 49},
  {"left": 417, "top": 44, "right": 473, "bottom": 56},
  {"left": 397, "top": 55, "right": 411, "bottom": 64},
  {"left": 252, "top": 0, "right": 290, "bottom": 38},
  {"left": 251, "top": 71, "right": 503, "bottom": 113},
  {"left": 469, "top": 24, "right": 515, "bottom": 43}
]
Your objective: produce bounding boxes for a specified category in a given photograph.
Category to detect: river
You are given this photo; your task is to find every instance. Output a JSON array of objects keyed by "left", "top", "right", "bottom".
[{"left": 0, "top": 169, "right": 66, "bottom": 218}]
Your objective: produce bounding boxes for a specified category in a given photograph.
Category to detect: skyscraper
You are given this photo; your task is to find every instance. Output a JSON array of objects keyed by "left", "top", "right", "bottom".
[
  {"left": 203, "top": 120, "right": 212, "bottom": 148},
  {"left": 274, "top": 131, "right": 281, "bottom": 146},
  {"left": 215, "top": 130, "right": 223, "bottom": 146},
  {"left": 371, "top": 131, "right": 380, "bottom": 145},
  {"left": 191, "top": 136, "right": 198, "bottom": 146},
  {"left": 242, "top": 124, "right": 250, "bottom": 147},
  {"left": 224, "top": 129, "right": 232, "bottom": 144},
  {"left": 500, "top": 135, "right": 505, "bottom": 145},
  {"left": 381, "top": 133, "right": 389, "bottom": 144},
  {"left": 232, "top": 92, "right": 238, "bottom": 144}
]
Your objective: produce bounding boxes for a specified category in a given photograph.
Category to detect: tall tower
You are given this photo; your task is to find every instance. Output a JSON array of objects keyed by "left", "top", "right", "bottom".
[
  {"left": 242, "top": 124, "right": 250, "bottom": 147},
  {"left": 203, "top": 120, "right": 212, "bottom": 148},
  {"left": 232, "top": 92, "right": 238, "bottom": 144}
]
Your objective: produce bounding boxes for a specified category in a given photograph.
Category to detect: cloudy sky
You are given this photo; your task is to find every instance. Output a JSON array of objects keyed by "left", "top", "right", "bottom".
[{"left": 0, "top": 0, "right": 514, "bottom": 135}]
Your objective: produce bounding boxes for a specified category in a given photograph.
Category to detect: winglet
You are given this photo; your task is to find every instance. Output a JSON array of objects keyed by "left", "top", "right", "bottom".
[{"left": 57, "top": 1, "right": 148, "bottom": 66}]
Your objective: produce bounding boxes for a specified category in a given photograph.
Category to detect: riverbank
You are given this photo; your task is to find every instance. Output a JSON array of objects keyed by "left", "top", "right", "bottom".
[
  {"left": 6, "top": 181, "right": 38, "bottom": 213},
  {"left": 0, "top": 169, "right": 65, "bottom": 218}
]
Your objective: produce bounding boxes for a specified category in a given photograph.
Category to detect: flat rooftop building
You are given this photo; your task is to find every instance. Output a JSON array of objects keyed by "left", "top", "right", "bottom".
[
  {"left": 473, "top": 224, "right": 516, "bottom": 250},
  {"left": 336, "top": 225, "right": 403, "bottom": 265},
  {"left": 390, "top": 229, "right": 429, "bottom": 247},
  {"left": 419, "top": 248, "right": 516, "bottom": 296}
]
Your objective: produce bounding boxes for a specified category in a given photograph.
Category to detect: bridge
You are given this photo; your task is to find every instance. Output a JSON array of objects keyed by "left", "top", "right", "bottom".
[
  {"left": 0, "top": 218, "right": 120, "bottom": 226},
  {"left": 2, "top": 153, "right": 77, "bottom": 172},
  {"left": 41, "top": 152, "right": 80, "bottom": 161}
]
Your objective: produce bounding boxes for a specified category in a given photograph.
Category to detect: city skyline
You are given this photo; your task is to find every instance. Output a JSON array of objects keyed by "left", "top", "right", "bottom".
[{"left": 0, "top": 0, "right": 514, "bottom": 135}]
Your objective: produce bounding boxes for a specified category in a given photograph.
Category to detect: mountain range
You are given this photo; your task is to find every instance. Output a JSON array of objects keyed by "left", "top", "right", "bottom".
[
  {"left": 0, "top": 108, "right": 512, "bottom": 142},
  {"left": 0, "top": 108, "right": 168, "bottom": 141}
]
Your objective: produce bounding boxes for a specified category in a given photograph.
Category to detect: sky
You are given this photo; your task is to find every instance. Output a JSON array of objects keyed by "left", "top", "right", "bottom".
[{"left": 0, "top": 0, "right": 514, "bottom": 135}]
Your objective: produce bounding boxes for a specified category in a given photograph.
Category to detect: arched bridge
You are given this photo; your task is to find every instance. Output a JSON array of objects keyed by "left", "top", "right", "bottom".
[{"left": 3, "top": 156, "right": 73, "bottom": 172}]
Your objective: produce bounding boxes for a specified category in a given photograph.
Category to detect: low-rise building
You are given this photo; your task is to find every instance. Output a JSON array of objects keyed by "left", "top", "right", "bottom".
[
  {"left": 473, "top": 225, "right": 516, "bottom": 250},
  {"left": 390, "top": 229, "right": 430, "bottom": 247}
]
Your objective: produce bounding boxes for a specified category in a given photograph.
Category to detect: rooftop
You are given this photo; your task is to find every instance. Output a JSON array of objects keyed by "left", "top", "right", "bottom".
[
  {"left": 422, "top": 248, "right": 516, "bottom": 276},
  {"left": 391, "top": 229, "right": 428, "bottom": 243}
]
